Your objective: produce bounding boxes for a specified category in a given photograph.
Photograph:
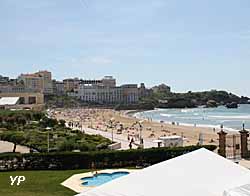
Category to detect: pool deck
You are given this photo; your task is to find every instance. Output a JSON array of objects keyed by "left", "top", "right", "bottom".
[{"left": 61, "top": 169, "right": 137, "bottom": 193}]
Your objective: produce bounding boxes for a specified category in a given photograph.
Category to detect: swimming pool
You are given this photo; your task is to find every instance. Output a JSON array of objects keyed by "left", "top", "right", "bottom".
[{"left": 81, "top": 171, "right": 129, "bottom": 187}]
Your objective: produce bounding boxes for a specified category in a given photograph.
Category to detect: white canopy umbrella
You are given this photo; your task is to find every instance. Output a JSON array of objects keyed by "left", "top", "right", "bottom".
[{"left": 76, "top": 148, "right": 250, "bottom": 196}]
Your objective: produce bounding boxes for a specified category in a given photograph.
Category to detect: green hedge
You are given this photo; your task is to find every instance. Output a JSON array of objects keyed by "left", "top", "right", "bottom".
[{"left": 0, "top": 145, "right": 216, "bottom": 171}]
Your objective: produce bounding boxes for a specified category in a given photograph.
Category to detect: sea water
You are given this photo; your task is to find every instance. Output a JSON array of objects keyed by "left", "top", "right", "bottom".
[{"left": 134, "top": 104, "right": 250, "bottom": 131}]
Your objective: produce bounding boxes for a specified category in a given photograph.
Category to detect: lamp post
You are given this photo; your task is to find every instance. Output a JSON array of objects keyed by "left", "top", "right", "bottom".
[
  {"left": 81, "top": 120, "right": 84, "bottom": 133},
  {"left": 139, "top": 124, "right": 142, "bottom": 143},
  {"left": 110, "top": 118, "right": 115, "bottom": 143},
  {"left": 46, "top": 127, "right": 52, "bottom": 153},
  {"left": 138, "top": 120, "right": 145, "bottom": 148}
]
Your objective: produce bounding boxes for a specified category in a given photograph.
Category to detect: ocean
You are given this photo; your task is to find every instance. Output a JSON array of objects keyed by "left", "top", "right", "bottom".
[{"left": 134, "top": 104, "right": 250, "bottom": 131}]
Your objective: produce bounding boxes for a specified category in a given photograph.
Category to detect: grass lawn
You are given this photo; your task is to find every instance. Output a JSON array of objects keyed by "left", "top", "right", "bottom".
[{"left": 0, "top": 170, "right": 89, "bottom": 196}]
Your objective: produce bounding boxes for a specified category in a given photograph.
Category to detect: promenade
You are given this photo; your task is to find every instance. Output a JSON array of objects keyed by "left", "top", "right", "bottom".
[
  {"left": 0, "top": 141, "right": 30, "bottom": 153},
  {"left": 51, "top": 108, "right": 219, "bottom": 147},
  {"left": 79, "top": 126, "right": 157, "bottom": 150}
]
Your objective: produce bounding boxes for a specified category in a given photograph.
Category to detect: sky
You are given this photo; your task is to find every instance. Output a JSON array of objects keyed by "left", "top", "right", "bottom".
[{"left": 0, "top": 0, "right": 250, "bottom": 96}]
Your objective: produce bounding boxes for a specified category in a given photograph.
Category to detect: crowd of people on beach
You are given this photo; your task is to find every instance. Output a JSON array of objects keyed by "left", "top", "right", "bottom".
[
  {"left": 49, "top": 108, "right": 219, "bottom": 148},
  {"left": 50, "top": 108, "right": 148, "bottom": 147}
]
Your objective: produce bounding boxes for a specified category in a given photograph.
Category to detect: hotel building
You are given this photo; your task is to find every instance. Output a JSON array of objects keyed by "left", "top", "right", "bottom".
[
  {"left": 18, "top": 70, "right": 53, "bottom": 95},
  {"left": 63, "top": 76, "right": 115, "bottom": 93},
  {"left": 68, "top": 77, "right": 139, "bottom": 104},
  {"left": 63, "top": 78, "right": 81, "bottom": 92},
  {"left": 52, "top": 80, "right": 65, "bottom": 95}
]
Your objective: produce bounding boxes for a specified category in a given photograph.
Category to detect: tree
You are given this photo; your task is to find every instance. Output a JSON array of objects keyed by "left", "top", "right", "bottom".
[
  {"left": 39, "top": 117, "right": 58, "bottom": 128},
  {"left": 59, "top": 119, "right": 66, "bottom": 127},
  {"left": 16, "top": 116, "right": 27, "bottom": 128},
  {"left": 0, "top": 116, "right": 3, "bottom": 124},
  {"left": 0, "top": 132, "right": 25, "bottom": 152},
  {"left": 32, "top": 112, "right": 44, "bottom": 121},
  {"left": 11, "top": 134, "right": 25, "bottom": 152}
]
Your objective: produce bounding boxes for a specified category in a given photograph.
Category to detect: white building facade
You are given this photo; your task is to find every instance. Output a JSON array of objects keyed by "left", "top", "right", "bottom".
[
  {"left": 75, "top": 85, "right": 123, "bottom": 104},
  {"left": 69, "top": 83, "right": 139, "bottom": 104}
]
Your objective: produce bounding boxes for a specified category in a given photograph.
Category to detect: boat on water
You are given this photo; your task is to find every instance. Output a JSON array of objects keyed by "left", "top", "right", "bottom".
[{"left": 225, "top": 102, "right": 238, "bottom": 109}]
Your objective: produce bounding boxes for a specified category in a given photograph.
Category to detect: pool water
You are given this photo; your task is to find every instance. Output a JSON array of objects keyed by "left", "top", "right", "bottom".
[{"left": 81, "top": 172, "right": 129, "bottom": 186}]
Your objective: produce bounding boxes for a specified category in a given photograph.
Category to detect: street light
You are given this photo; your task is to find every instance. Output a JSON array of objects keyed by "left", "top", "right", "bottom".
[
  {"left": 110, "top": 118, "right": 115, "bottom": 143},
  {"left": 46, "top": 127, "right": 52, "bottom": 153},
  {"left": 138, "top": 120, "right": 145, "bottom": 147}
]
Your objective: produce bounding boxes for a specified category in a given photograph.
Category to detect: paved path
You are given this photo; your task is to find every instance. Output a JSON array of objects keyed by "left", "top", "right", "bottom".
[
  {"left": 0, "top": 141, "right": 30, "bottom": 153},
  {"left": 82, "top": 127, "right": 157, "bottom": 150}
]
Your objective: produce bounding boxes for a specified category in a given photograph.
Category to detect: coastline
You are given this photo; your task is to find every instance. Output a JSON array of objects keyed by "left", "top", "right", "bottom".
[
  {"left": 125, "top": 109, "right": 228, "bottom": 134},
  {"left": 132, "top": 107, "right": 246, "bottom": 133},
  {"left": 124, "top": 109, "right": 150, "bottom": 117},
  {"left": 52, "top": 108, "right": 224, "bottom": 147}
]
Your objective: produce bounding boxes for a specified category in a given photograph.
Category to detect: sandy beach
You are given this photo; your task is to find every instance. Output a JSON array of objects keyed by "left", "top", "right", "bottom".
[{"left": 49, "top": 108, "right": 237, "bottom": 147}]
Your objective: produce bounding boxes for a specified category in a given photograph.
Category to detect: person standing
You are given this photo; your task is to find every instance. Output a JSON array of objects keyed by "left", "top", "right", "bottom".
[{"left": 129, "top": 142, "right": 132, "bottom": 149}]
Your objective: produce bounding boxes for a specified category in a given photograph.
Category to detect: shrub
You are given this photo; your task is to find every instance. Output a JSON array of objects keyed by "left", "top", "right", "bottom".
[{"left": 0, "top": 145, "right": 216, "bottom": 171}]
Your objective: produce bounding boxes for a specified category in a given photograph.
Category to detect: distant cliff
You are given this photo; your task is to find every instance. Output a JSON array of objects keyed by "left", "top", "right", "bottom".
[{"left": 140, "top": 90, "right": 250, "bottom": 109}]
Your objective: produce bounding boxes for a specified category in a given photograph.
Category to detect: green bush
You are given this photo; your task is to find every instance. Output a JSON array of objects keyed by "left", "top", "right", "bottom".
[
  {"left": 0, "top": 145, "right": 216, "bottom": 171},
  {"left": 0, "top": 110, "right": 111, "bottom": 153},
  {"left": 0, "top": 110, "right": 45, "bottom": 130}
]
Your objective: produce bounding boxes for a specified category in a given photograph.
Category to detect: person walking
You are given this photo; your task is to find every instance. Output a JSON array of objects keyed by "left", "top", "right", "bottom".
[{"left": 129, "top": 142, "right": 132, "bottom": 149}]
